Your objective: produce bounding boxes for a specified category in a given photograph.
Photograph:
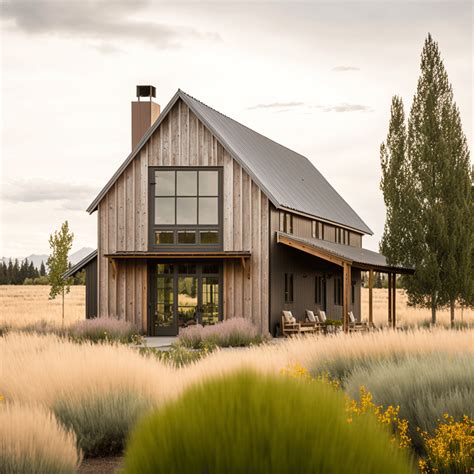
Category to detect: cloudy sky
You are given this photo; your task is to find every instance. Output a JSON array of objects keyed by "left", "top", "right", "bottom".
[{"left": 1, "top": 0, "right": 472, "bottom": 257}]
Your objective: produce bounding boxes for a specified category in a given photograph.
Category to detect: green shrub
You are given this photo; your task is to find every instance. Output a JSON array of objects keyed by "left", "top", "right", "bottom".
[
  {"left": 344, "top": 352, "right": 474, "bottom": 451},
  {"left": 139, "top": 344, "right": 213, "bottom": 367},
  {"left": 52, "top": 390, "right": 154, "bottom": 457},
  {"left": 0, "top": 403, "right": 81, "bottom": 474},
  {"left": 123, "top": 370, "right": 415, "bottom": 474}
]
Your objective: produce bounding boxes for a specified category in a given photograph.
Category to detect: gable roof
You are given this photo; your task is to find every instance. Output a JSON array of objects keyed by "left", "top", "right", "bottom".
[{"left": 87, "top": 89, "right": 372, "bottom": 235}]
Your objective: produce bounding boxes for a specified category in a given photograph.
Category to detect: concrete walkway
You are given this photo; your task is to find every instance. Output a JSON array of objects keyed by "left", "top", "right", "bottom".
[{"left": 140, "top": 336, "right": 178, "bottom": 348}]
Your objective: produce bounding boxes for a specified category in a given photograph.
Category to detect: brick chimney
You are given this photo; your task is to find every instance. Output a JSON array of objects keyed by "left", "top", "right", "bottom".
[{"left": 131, "top": 85, "right": 160, "bottom": 150}]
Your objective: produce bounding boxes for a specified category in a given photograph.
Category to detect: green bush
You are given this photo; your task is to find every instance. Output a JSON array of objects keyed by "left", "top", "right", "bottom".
[
  {"left": 139, "top": 343, "right": 214, "bottom": 367},
  {"left": 123, "top": 370, "right": 415, "bottom": 474},
  {"left": 53, "top": 390, "right": 154, "bottom": 457},
  {"left": 344, "top": 352, "right": 474, "bottom": 451}
]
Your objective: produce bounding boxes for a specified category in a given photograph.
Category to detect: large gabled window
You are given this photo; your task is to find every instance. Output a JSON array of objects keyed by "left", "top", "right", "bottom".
[{"left": 150, "top": 167, "right": 223, "bottom": 249}]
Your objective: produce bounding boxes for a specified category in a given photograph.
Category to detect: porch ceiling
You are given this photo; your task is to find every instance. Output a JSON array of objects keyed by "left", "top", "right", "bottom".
[{"left": 276, "top": 232, "right": 414, "bottom": 274}]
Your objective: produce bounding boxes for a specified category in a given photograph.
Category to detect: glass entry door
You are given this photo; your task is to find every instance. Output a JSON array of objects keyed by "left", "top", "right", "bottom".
[{"left": 150, "top": 262, "right": 222, "bottom": 336}]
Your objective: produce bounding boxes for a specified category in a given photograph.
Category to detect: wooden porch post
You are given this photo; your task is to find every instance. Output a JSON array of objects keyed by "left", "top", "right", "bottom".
[
  {"left": 368, "top": 270, "right": 373, "bottom": 327},
  {"left": 388, "top": 273, "right": 392, "bottom": 326},
  {"left": 343, "top": 263, "right": 351, "bottom": 333},
  {"left": 392, "top": 274, "right": 397, "bottom": 329}
]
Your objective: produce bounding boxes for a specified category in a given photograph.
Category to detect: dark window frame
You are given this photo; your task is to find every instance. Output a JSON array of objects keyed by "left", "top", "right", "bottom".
[
  {"left": 284, "top": 273, "right": 294, "bottom": 303},
  {"left": 149, "top": 167, "right": 223, "bottom": 251}
]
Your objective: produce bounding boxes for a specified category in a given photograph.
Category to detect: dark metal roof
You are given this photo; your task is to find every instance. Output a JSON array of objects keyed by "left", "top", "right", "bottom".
[
  {"left": 87, "top": 89, "right": 373, "bottom": 235},
  {"left": 62, "top": 249, "right": 97, "bottom": 279},
  {"left": 277, "top": 232, "right": 414, "bottom": 273}
]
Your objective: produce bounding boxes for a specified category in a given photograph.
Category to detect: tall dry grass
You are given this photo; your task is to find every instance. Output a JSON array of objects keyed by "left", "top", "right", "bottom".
[
  {"left": 0, "top": 403, "right": 81, "bottom": 473},
  {"left": 0, "top": 285, "right": 85, "bottom": 327},
  {"left": 361, "top": 288, "right": 474, "bottom": 328},
  {"left": 2, "top": 329, "right": 472, "bottom": 457}
]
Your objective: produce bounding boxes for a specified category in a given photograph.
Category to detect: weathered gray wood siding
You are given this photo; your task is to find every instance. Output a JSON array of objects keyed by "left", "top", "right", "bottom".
[
  {"left": 97, "top": 99, "right": 269, "bottom": 332},
  {"left": 269, "top": 207, "right": 362, "bottom": 334}
]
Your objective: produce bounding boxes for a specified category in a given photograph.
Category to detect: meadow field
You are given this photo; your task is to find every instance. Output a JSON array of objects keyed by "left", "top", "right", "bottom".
[
  {"left": 1, "top": 285, "right": 472, "bottom": 329},
  {"left": 0, "top": 285, "right": 85, "bottom": 327}
]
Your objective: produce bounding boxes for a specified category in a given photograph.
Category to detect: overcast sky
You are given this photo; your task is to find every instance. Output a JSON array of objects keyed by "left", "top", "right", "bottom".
[{"left": 1, "top": 0, "right": 472, "bottom": 257}]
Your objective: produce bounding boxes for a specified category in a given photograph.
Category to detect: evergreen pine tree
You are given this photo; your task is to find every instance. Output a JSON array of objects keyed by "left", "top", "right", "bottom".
[
  {"left": 7, "top": 259, "right": 13, "bottom": 285},
  {"left": 12, "top": 259, "right": 20, "bottom": 285},
  {"left": 40, "top": 260, "right": 46, "bottom": 277}
]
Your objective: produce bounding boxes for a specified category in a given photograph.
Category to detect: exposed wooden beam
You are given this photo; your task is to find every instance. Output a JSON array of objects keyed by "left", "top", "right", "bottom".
[
  {"left": 277, "top": 234, "right": 350, "bottom": 267},
  {"left": 368, "top": 269, "right": 373, "bottom": 326},
  {"left": 343, "top": 262, "right": 351, "bottom": 333}
]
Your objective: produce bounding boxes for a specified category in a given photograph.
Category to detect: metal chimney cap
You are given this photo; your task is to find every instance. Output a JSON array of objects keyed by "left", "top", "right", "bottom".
[{"left": 136, "top": 85, "right": 156, "bottom": 99}]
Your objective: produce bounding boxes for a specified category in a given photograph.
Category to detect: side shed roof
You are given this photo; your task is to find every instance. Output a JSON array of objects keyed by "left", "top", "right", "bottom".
[
  {"left": 62, "top": 249, "right": 98, "bottom": 279},
  {"left": 87, "top": 89, "right": 373, "bottom": 235}
]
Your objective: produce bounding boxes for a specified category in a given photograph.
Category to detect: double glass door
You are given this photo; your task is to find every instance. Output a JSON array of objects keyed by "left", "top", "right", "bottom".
[{"left": 150, "top": 262, "right": 221, "bottom": 336}]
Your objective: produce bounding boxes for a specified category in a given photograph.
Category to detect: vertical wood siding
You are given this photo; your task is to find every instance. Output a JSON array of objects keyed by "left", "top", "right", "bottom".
[{"left": 97, "top": 99, "right": 269, "bottom": 332}]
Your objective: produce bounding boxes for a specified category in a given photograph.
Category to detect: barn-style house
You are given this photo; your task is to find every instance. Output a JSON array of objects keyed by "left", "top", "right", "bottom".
[{"left": 66, "top": 86, "right": 412, "bottom": 336}]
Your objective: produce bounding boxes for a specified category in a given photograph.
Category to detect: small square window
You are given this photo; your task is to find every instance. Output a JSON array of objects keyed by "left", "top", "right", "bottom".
[
  {"left": 155, "top": 231, "right": 174, "bottom": 244},
  {"left": 200, "top": 231, "right": 219, "bottom": 245},
  {"left": 177, "top": 231, "right": 196, "bottom": 244}
]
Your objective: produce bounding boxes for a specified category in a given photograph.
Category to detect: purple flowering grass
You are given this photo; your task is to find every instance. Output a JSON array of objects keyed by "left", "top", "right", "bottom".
[
  {"left": 178, "top": 318, "right": 266, "bottom": 348},
  {"left": 69, "top": 316, "right": 140, "bottom": 343}
]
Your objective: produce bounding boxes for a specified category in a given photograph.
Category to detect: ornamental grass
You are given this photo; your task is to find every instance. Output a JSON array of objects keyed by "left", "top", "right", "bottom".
[
  {"left": 0, "top": 332, "right": 176, "bottom": 457},
  {"left": 178, "top": 317, "right": 265, "bottom": 348},
  {"left": 0, "top": 402, "right": 81, "bottom": 474}
]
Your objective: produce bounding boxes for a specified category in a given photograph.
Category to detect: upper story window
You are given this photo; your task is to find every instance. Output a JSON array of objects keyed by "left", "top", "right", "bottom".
[
  {"left": 150, "top": 167, "right": 222, "bottom": 249},
  {"left": 336, "top": 227, "right": 350, "bottom": 245},
  {"left": 279, "top": 212, "right": 293, "bottom": 234},
  {"left": 312, "top": 220, "right": 324, "bottom": 240}
]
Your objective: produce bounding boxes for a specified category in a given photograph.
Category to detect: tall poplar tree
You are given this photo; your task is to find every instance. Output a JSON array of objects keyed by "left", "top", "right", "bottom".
[
  {"left": 380, "top": 96, "right": 413, "bottom": 265},
  {"left": 47, "top": 221, "right": 74, "bottom": 327},
  {"left": 380, "top": 34, "right": 472, "bottom": 325}
]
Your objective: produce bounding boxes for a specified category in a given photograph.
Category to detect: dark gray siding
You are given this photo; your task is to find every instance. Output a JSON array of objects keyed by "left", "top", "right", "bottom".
[
  {"left": 269, "top": 206, "right": 361, "bottom": 335},
  {"left": 85, "top": 257, "right": 98, "bottom": 319}
]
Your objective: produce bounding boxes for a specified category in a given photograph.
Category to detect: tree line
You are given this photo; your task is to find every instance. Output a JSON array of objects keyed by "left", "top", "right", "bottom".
[
  {"left": 0, "top": 258, "right": 84, "bottom": 285},
  {"left": 380, "top": 34, "right": 473, "bottom": 326}
]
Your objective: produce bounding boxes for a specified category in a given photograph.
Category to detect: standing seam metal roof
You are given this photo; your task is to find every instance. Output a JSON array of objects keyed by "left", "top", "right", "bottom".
[{"left": 87, "top": 89, "right": 373, "bottom": 235}]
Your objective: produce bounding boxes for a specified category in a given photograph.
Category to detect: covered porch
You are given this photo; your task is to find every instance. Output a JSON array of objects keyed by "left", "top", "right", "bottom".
[{"left": 277, "top": 232, "right": 414, "bottom": 333}]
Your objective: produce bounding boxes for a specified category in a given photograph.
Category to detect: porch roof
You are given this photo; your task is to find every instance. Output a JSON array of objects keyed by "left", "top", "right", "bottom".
[
  {"left": 277, "top": 232, "right": 414, "bottom": 274},
  {"left": 103, "top": 250, "right": 251, "bottom": 260}
]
